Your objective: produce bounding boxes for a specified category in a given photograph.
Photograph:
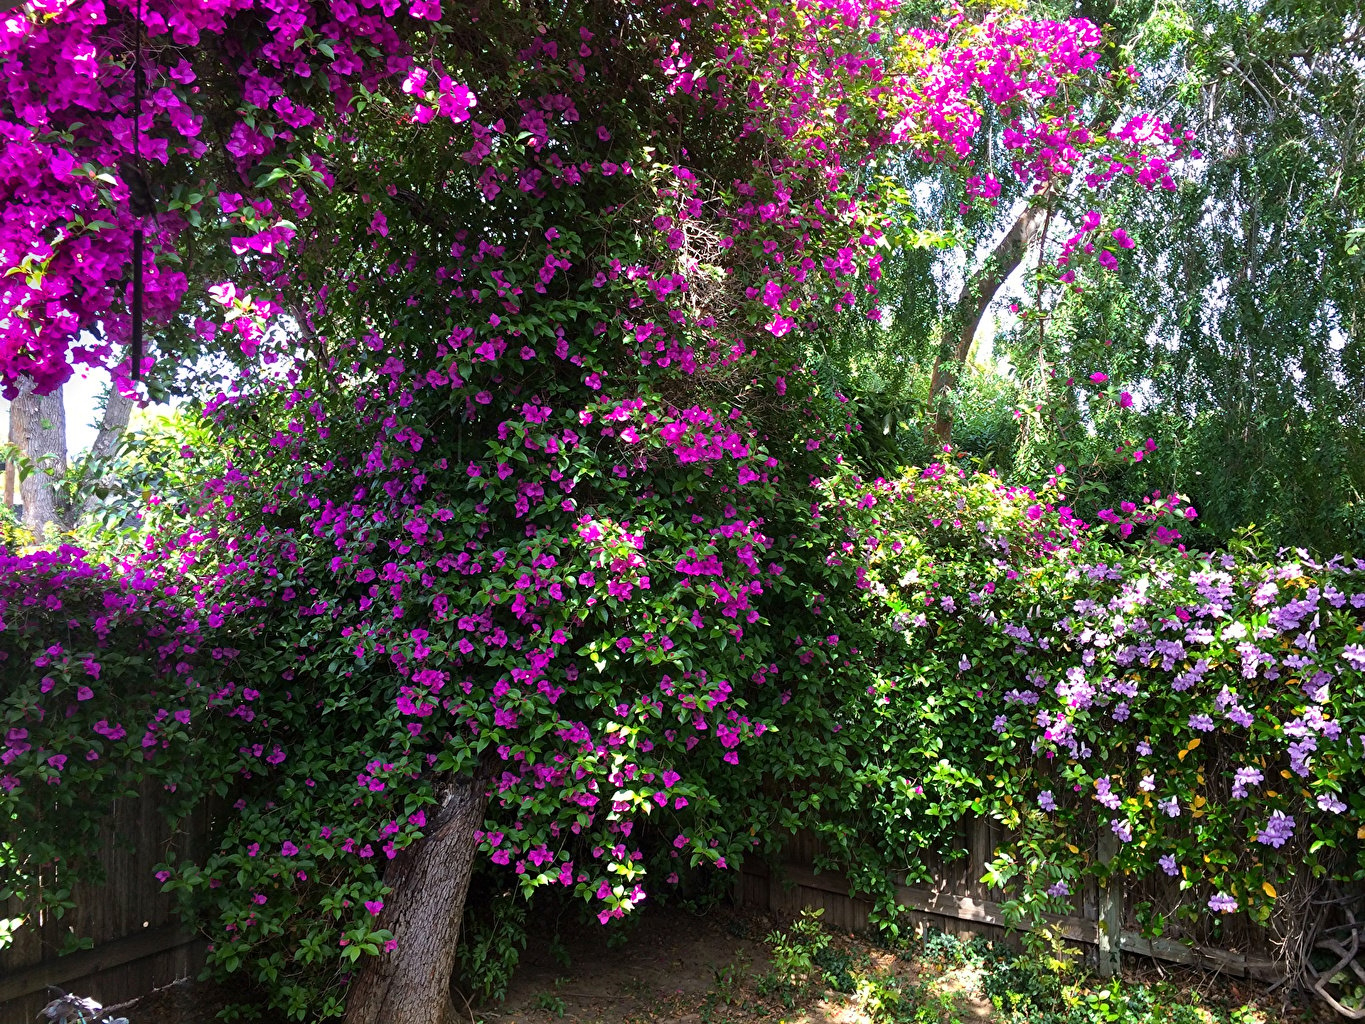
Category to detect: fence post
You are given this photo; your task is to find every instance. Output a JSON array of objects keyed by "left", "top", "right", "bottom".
[{"left": 1096, "top": 830, "right": 1122, "bottom": 978}]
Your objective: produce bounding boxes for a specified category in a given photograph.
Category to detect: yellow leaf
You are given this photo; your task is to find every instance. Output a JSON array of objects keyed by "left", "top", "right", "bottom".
[
  {"left": 1178, "top": 748, "right": 1188, "bottom": 762},
  {"left": 1280, "top": 770, "right": 1291, "bottom": 779},
  {"left": 1187, "top": 738, "right": 1201, "bottom": 751},
  {"left": 1266, "top": 789, "right": 1279, "bottom": 798},
  {"left": 1193, "top": 795, "right": 1207, "bottom": 808},
  {"left": 1066, "top": 844, "right": 1079, "bottom": 854},
  {"left": 1357, "top": 826, "right": 1365, "bottom": 840},
  {"left": 1262, "top": 882, "right": 1277, "bottom": 899}
]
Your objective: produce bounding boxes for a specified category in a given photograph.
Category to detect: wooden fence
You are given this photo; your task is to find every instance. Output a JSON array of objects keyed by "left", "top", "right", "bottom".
[
  {"left": 0, "top": 783, "right": 208, "bottom": 1022},
  {"left": 738, "top": 823, "right": 1285, "bottom": 981},
  {"left": 1, "top": 805, "right": 1296, "bottom": 1021}
]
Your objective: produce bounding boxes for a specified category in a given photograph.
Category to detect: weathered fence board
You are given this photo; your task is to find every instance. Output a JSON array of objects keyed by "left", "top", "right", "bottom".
[{"left": 0, "top": 782, "right": 210, "bottom": 1022}]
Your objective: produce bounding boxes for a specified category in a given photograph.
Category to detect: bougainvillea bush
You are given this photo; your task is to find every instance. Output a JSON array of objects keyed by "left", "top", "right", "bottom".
[
  {"left": 0, "top": 0, "right": 1193, "bottom": 397},
  {"left": 0, "top": 0, "right": 1227, "bottom": 1021},
  {"left": 812, "top": 462, "right": 1365, "bottom": 948}
]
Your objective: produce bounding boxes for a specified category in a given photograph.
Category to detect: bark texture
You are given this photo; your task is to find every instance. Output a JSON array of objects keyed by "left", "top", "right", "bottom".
[
  {"left": 89, "top": 388, "right": 135, "bottom": 461},
  {"left": 342, "top": 770, "right": 490, "bottom": 1024},
  {"left": 8, "top": 377, "right": 68, "bottom": 541},
  {"left": 927, "top": 203, "right": 1050, "bottom": 444},
  {"left": 80, "top": 389, "right": 136, "bottom": 519}
]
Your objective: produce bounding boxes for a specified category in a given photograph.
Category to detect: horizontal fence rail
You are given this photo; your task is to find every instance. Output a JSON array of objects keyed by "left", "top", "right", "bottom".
[{"left": 0, "top": 783, "right": 209, "bottom": 1022}]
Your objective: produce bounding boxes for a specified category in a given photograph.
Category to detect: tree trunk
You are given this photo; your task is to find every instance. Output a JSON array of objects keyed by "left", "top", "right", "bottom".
[
  {"left": 89, "top": 388, "right": 135, "bottom": 461},
  {"left": 343, "top": 770, "right": 490, "bottom": 1024},
  {"left": 80, "top": 388, "right": 136, "bottom": 520},
  {"left": 8, "top": 377, "right": 68, "bottom": 541},
  {"left": 927, "top": 202, "right": 1051, "bottom": 446}
]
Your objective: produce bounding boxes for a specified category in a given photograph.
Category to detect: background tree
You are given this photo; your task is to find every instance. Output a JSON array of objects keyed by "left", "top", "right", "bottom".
[{"left": 813, "top": 0, "right": 1363, "bottom": 555}]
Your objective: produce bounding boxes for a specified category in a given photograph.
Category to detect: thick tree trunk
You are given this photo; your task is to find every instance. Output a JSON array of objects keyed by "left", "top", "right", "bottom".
[
  {"left": 343, "top": 770, "right": 489, "bottom": 1024},
  {"left": 927, "top": 203, "right": 1050, "bottom": 446},
  {"left": 8, "top": 377, "right": 68, "bottom": 541}
]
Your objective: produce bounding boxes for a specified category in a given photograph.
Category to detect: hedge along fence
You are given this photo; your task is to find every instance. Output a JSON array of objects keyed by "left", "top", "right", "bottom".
[
  {"left": 0, "top": 780, "right": 211, "bottom": 1023},
  {"left": 2, "top": 460, "right": 1364, "bottom": 1016},
  {"left": 759, "top": 465, "right": 1365, "bottom": 998}
]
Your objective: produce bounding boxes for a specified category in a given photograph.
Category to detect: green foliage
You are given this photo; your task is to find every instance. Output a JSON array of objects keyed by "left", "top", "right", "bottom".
[
  {"left": 814, "top": 942, "right": 860, "bottom": 995},
  {"left": 454, "top": 890, "right": 528, "bottom": 1004},
  {"left": 710, "top": 949, "right": 749, "bottom": 1007},
  {"left": 796, "top": 462, "right": 1365, "bottom": 946},
  {"left": 533, "top": 986, "right": 568, "bottom": 1017},
  {"left": 907, "top": 930, "right": 1283, "bottom": 1024},
  {"left": 0, "top": 497, "right": 29, "bottom": 550},
  {"left": 759, "top": 909, "right": 833, "bottom": 1006}
]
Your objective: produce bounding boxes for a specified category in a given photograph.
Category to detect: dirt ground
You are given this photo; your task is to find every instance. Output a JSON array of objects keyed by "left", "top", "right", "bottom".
[
  {"left": 116, "top": 904, "right": 991, "bottom": 1024},
  {"left": 484, "top": 905, "right": 993, "bottom": 1024},
  {"left": 113, "top": 903, "right": 1335, "bottom": 1024}
]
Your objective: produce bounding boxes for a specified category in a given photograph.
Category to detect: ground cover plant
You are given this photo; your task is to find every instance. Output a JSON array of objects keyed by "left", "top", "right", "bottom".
[{"left": 0, "top": 0, "right": 1361, "bottom": 1021}]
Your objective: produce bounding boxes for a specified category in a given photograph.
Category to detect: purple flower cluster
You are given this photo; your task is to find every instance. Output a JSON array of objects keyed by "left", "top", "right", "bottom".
[{"left": 1256, "top": 811, "right": 1296, "bottom": 849}]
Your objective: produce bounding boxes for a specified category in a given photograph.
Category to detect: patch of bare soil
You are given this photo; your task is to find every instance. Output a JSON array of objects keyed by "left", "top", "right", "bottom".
[
  {"left": 483, "top": 905, "right": 774, "bottom": 1024},
  {"left": 480, "top": 905, "right": 981, "bottom": 1024},
  {"left": 103, "top": 978, "right": 232, "bottom": 1024}
]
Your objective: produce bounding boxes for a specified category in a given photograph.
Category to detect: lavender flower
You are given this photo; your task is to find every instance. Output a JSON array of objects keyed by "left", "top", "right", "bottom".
[
  {"left": 992, "top": 715, "right": 1008, "bottom": 734},
  {"left": 1094, "top": 776, "right": 1121, "bottom": 810},
  {"left": 1256, "top": 811, "right": 1295, "bottom": 849},
  {"left": 1158, "top": 854, "right": 1178, "bottom": 876},
  {"left": 1225, "top": 706, "right": 1254, "bottom": 728},
  {"left": 1316, "top": 793, "right": 1347, "bottom": 814},
  {"left": 1303, "top": 706, "right": 1341, "bottom": 739},
  {"left": 1288, "top": 737, "right": 1316, "bottom": 777},
  {"left": 1158, "top": 796, "right": 1180, "bottom": 818},
  {"left": 1111, "top": 819, "right": 1133, "bottom": 843},
  {"left": 1231, "top": 767, "right": 1263, "bottom": 799},
  {"left": 1188, "top": 713, "right": 1215, "bottom": 732},
  {"left": 1038, "top": 790, "right": 1057, "bottom": 812},
  {"left": 1046, "top": 880, "right": 1070, "bottom": 898},
  {"left": 958, "top": 655, "right": 972, "bottom": 671},
  {"left": 1342, "top": 644, "right": 1365, "bottom": 671},
  {"left": 1208, "top": 893, "right": 1238, "bottom": 914}
]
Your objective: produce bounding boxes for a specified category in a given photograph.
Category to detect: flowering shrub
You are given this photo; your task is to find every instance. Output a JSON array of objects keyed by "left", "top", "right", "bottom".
[{"left": 812, "top": 460, "right": 1365, "bottom": 943}]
